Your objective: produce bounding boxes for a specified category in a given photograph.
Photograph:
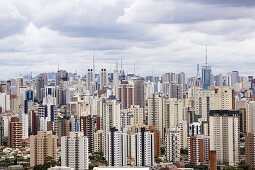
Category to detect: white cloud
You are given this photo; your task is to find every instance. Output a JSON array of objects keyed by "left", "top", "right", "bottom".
[{"left": 0, "top": 0, "right": 255, "bottom": 79}]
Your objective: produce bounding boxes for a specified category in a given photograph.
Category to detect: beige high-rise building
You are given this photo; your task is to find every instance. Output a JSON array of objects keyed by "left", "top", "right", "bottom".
[
  {"left": 195, "top": 89, "right": 215, "bottom": 121},
  {"left": 128, "top": 105, "right": 143, "bottom": 125},
  {"left": 246, "top": 101, "right": 255, "bottom": 134},
  {"left": 94, "top": 130, "right": 104, "bottom": 153},
  {"left": 209, "top": 110, "right": 239, "bottom": 166},
  {"left": 148, "top": 94, "right": 163, "bottom": 139},
  {"left": 30, "top": 131, "right": 57, "bottom": 167},
  {"left": 163, "top": 97, "right": 183, "bottom": 138},
  {"left": 214, "top": 86, "right": 233, "bottom": 110}
]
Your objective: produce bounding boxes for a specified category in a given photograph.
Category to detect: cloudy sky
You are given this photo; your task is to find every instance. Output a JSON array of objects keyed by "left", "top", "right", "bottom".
[{"left": 1, "top": 0, "right": 255, "bottom": 79}]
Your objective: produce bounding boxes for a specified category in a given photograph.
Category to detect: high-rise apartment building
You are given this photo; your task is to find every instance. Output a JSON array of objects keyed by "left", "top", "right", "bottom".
[
  {"left": 61, "top": 132, "right": 89, "bottom": 170},
  {"left": 188, "top": 135, "right": 210, "bottom": 165},
  {"left": 9, "top": 117, "right": 22, "bottom": 148},
  {"left": 195, "top": 89, "right": 214, "bottom": 121},
  {"left": 30, "top": 131, "right": 57, "bottom": 167},
  {"left": 0, "top": 117, "right": 3, "bottom": 145},
  {"left": 163, "top": 97, "right": 183, "bottom": 139},
  {"left": 148, "top": 94, "right": 163, "bottom": 138},
  {"left": 214, "top": 86, "right": 233, "bottom": 110},
  {"left": 209, "top": 110, "right": 239, "bottom": 166},
  {"left": 128, "top": 105, "right": 143, "bottom": 125},
  {"left": 135, "top": 127, "right": 154, "bottom": 167},
  {"left": 165, "top": 127, "right": 181, "bottom": 163},
  {"left": 107, "top": 128, "right": 127, "bottom": 166},
  {"left": 80, "top": 115, "right": 94, "bottom": 153},
  {"left": 94, "top": 130, "right": 104, "bottom": 153},
  {"left": 118, "top": 80, "right": 134, "bottom": 109},
  {"left": 149, "top": 126, "right": 160, "bottom": 158},
  {"left": 245, "top": 133, "right": 255, "bottom": 169}
]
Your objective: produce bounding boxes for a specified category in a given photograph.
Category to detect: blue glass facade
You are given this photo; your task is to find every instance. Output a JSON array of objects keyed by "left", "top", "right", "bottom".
[{"left": 202, "top": 66, "right": 211, "bottom": 89}]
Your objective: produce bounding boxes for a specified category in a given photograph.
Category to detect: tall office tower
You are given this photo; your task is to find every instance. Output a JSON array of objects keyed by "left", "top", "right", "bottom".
[
  {"left": 128, "top": 105, "right": 143, "bottom": 125},
  {"left": 149, "top": 126, "right": 161, "bottom": 158},
  {"left": 44, "top": 86, "right": 56, "bottom": 98},
  {"left": 100, "top": 69, "right": 108, "bottom": 91},
  {"left": 0, "top": 93, "right": 10, "bottom": 113},
  {"left": 231, "top": 71, "right": 240, "bottom": 88},
  {"left": 0, "top": 117, "right": 3, "bottom": 145},
  {"left": 189, "top": 122, "right": 201, "bottom": 136},
  {"left": 165, "top": 127, "right": 181, "bottom": 163},
  {"left": 118, "top": 80, "right": 134, "bottom": 109},
  {"left": 177, "top": 72, "right": 186, "bottom": 90},
  {"left": 148, "top": 94, "right": 163, "bottom": 139},
  {"left": 188, "top": 135, "right": 210, "bottom": 165},
  {"left": 202, "top": 65, "right": 212, "bottom": 89},
  {"left": 135, "top": 127, "right": 154, "bottom": 167},
  {"left": 80, "top": 116, "right": 94, "bottom": 153},
  {"left": 94, "top": 130, "right": 104, "bottom": 153},
  {"left": 19, "top": 114, "right": 29, "bottom": 139},
  {"left": 214, "top": 86, "right": 233, "bottom": 110},
  {"left": 162, "top": 72, "right": 176, "bottom": 83},
  {"left": 87, "top": 68, "right": 95, "bottom": 95},
  {"left": 133, "top": 78, "right": 145, "bottom": 112},
  {"left": 226, "top": 72, "right": 232, "bottom": 87},
  {"left": 245, "top": 133, "right": 255, "bottom": 169},
  {"left": 215, "top": 74, "right": 223, "bottom": 86},
  {"left": 107, "top": 128, "right": 127, "bottom": 166},
  {"left": 36, "top": 73, "right": 48, "bottom": 102},
  {"left": 247, "top": 101, "right": 255, "bottom": 134},
  {"left": 9, "top": 117, "right": 22, "bottom": 148},
  {"left": 58, "top": 119, "right": 70, "bottom": 144},
  {"left": 61, "top": 132, "right": 89, "bottom": 170},
  {"left": 56, "top": 70, "right": 68, "bottom": 86},
  {"left": 30, "top": 131, "right": 57, "bottom": 167},
  {"left": 209, "top": 110, "right": 239, "bottom": 166},
  {"left": 195, "top": 89, "right": 215, "bottom": 121},
  {"left": 170, "top": 83, "right": 183, "bottom": 99},
  {"left": 163, "top": 97, "right": 183, "bottom": 139},
  {"left": 112, "top": 68, "right": 119, "bottom": 97}
]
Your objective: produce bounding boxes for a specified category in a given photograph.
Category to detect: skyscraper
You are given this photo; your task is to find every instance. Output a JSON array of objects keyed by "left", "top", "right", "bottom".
[
  {"left": 202, "top": 45, "right": 212, "bottom": 89},
  {"left": 202, "top": 66, "right": 211, "bottom": 89},
  {"left": 133, "top": 78, "right": 145, "bottom": 112},
  {"left": 61, "top": 132, "right": 89, "bottom": 170},
  {"left": 100, "top": 69, "right": 108, "bottom": 91}
]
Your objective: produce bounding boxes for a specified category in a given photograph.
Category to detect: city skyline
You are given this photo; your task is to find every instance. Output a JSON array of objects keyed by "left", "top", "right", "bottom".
[{"left": 1, "top": 0, "right": 255, "bottom": 79}]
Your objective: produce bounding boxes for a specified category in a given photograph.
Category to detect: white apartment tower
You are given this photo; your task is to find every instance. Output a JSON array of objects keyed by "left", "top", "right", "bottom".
[
  {"left": 135, "top": 127, "right": 154, "bottom": 167},
  {"left": 107, "top": 128, "right": 127, "bottom": 166},
  {"left": 61, "top": 132, "right": 89, "bottom": 170},
  {"left": 165, "top": 127, "right": 181, "bottom": 163}
]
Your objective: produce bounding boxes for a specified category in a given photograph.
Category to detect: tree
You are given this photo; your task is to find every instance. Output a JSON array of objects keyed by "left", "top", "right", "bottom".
[{"left": 155, "top": 158, "right": 162, "bottom": 164}]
